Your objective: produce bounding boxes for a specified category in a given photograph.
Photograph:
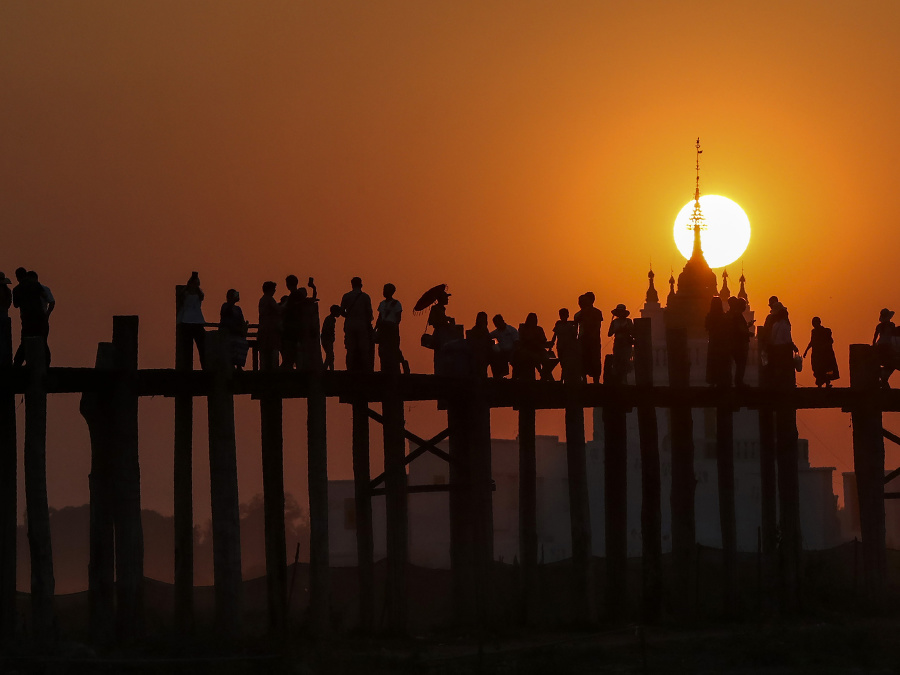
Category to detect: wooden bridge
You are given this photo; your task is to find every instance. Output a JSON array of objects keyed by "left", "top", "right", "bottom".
[{"left": 0, "top": 307, "right": 896, "bottom": 647}]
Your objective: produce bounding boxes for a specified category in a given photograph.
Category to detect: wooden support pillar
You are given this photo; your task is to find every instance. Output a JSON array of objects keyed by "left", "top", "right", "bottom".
[
  {"left": 112, "top": 316, "right": 144, "bottom": 642},
  {"left": 517, "top": 405, "right": 538, "bottom": 626},
  {"left": 666, "top": 328, "right": 695, "bottom": 611},
  {"left": 80, "top": 342, "right": 115, "bottom": 646},
  {"left": 715, "top": 403, "right": 736, "bottom": 616},
  {"left": 206, "top": 331, "right": 243, "bottom": 640},
  {"left": 849, "top": 343, "right": 886, "bottom": 606},
  {"left": 351, "top": 401, "right": 374, "bottom": 634},
  {"left": 468, "top": 385, "right": 494, "bottom": 628},
  {"left": 382, "top": 384, "right": 408, "bottom": 634},
  {"left": 775, "top": 405, "right": 801, "bottom": 611},
  {"left": 306, "top": 372, "right": 329, "bottom": 635},
  {"left": 447, "top": 399, "right": 474, "bottom": 624},
  {"left": 260, "top": 392, "right": 286, "bottom": 638},
  {"left": 757, "top": 358, "right": 777, "bottom": 556},
  {"left": 602, "top": 354, "right": 628, "bottom": 621},
  {"left": 633, "top": 318, "right": 661, "bottom": 622},
  {"left": 564, "top": 401, "right": 594, "bottom": 625},
  {"left": 23, "top": 336, "right": 54, "bottom": 640},
  {"left": 0, "top": 317, "right": 16, "bottom": 642},
  {"left": 173, "top": 292, "right": 194, "bottom": 633}
]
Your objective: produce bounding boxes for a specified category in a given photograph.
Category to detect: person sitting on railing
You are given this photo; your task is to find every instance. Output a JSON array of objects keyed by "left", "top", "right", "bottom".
[
  {"left": 220, "top": 289, "right": 249, "bottom": 370},
  {"left": 257, "top": 280, "right": 281, "bottom": 371}
]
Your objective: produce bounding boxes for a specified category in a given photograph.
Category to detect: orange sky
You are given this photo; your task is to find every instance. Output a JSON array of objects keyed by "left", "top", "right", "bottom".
[{"left": 3, "top": 1, "right": 900, "bottom": 520}]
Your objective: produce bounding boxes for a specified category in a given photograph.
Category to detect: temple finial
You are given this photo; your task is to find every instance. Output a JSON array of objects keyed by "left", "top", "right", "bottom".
[
  {"left": 645, "top": 268, "right": 659, "bottom": 305},
  {"left": 687, "top": 137, "right": 706, "bottom": 259},
  {"left": 738, "top": 262, "right": 748, "bottom": 301},
  {"left": 719, "top": 268, "right": 731, "bottom": 301}
]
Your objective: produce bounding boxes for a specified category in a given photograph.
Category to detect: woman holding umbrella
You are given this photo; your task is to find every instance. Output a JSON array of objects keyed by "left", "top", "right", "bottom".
[{"left": 415, "top": 284, "right": 456, "bottom": 372}]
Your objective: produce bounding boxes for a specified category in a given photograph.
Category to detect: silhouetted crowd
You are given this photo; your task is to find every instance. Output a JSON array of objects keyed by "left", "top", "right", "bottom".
[
  {"left": 0, "top": 268, "right": 55, "bottom": 367},
  {"left": 164, "top": 272, "right": 899, "bottom": 389}
]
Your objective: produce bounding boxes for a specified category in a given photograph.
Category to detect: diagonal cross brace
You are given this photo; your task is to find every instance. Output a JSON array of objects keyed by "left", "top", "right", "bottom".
[{"left": 368, "top": 407, "right": 452, "bottom": 489}]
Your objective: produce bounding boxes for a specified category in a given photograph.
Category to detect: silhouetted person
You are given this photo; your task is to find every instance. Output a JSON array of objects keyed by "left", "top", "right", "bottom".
[
  {"left": 803, "top": 316, "right": 839, "bottom": 388},
  {"left": 574, "top": 292, "right": 603, "bottom": 383},
  {"left": 341, "top": 276, "right": 374, "bottom": 373},
  {"left": 257, "top": 280, "right": 281, "bottom": 371},
  {"left": 727, "top": 296, "right": 752, "bottom": 387},
  {"left": 768, "top": 302, "right": 797, "bottom": 388},
  {"left": 176, "top": 271, "right": 207, "bottom": 369},
  {"left": 0, "top": 271, "right": 11, "bottom": 318},
  {"left": 220, "top": 289, "right": 249, "bottom": 370},
  {"left": 321, "top": 305, "right": 341, "bottom": 371},
  {"left": 467, "top": 311, "right": 493, "bottom": 377},
  {"left": 376, "top": 283, "right": 403, "bottom": 374},
  {"left": 705, "top": 297, "right": 730, "bottom": 387},
  {"left": 490, "top": 314, "right": 518, "bottom": 379},
  {"left": 873, "top": 308, "right": 896, "bottom": 387},
  {"left": 298, "top": 278, "right": 322, "bottom": 371},
  {"left": 281, "top": 275, "right": 303, "bottom": 370},
  {"left": 516, "top": 312, "right": 554, "bottom": 380},
  {"left": 12, "top": 267, "right": 48, "bottom": 367},
  {"left": 607, "top": 304, "right": 634, "bottom": 385},
  {"left": 550, "top": 308, "right": 580, "bottom": 383}
]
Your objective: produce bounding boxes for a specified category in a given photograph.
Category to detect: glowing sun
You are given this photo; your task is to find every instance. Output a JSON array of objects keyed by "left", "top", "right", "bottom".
[{"left": 673, "top": 195, "right": 751, "bottom": 268}]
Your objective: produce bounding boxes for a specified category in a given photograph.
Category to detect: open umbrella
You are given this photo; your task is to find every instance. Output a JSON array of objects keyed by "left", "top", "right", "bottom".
[{"left": 413, "top": 284, "right": 450, "bottom": 313}]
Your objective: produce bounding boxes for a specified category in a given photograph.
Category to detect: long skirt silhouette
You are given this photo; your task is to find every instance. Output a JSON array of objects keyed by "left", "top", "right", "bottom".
[{"left": 809, "top": 326, "right": 839, "bottom": 386}]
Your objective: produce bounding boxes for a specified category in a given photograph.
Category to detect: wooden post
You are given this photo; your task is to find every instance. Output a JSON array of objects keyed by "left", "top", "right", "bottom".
[
  {"left": 602, "top": 355, "right": 627, "bottom": 621},
  {"left": 715, "top": 403, "right": 736, "bottom": 616},
  {"left": 0, "top": 317, "right": 16, "bottom": 642},
  {"left": 517, "top": 405, "right": 538, "bottom": 625},
  {"left": 666, "top": 327, "right": 695, "bottom": 612},
  {"left": 564, "top": 401, "right": 594, "bottom": 625},
  {"left": 447, "top": 399, "right": 474, "bottom": 624},
  {"left": 849, "top": 343, "right": 886, "bottom": 606},
  {"left": 206, "top": 331, "right": 243, "bottom": 640},
  {"left": 80, "top": 342, "right": 116, "bottom": 645},
  {"left": 757, "top": 356, "right": 777, "bottom": 556},
  {"left": 306, "top": 372, "right": 329, "bottom": 635},
  {"left": 23, "top": 336, "right": 54, "bottom": 640},
  {"left": 111, "top": 316, "right": 144, "bottom": 641},
  {"left": 260, "top": 393, "right": 287, "bottom": 638},
  {"left": 633, "top": 318, "right": 661, "bottom": 622},
  {"left": 173, "top": 287, "right": 194, "bottom": 633},
  {"left": 351, "top": 401, "right": 374, "bottom": 633},
  {"left": 382, "top": 384, "right": 408, "bottom": 634},
  {"left": 468, "top": 383, "right": 494, "bottom": 628}
]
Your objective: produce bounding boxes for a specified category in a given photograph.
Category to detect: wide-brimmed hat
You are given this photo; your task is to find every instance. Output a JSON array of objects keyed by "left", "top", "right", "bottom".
[
  {"left": 0, "top": 272, "right": 10, "bottom": 285},
  {"left": 880, "top": 308, "right": 895, "bottom": 321},
  {"left": 611, "top": 303, "right": 630, "bottom": 318}
]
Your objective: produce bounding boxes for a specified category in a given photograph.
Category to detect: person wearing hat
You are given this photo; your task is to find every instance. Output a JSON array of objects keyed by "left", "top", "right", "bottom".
[
  {"left": 607, "top": 303, "right": 634, "bottom": 384},
  {"left": 873, "top": 308, "right": 896, "bottom": 386},
  {"left": 0, "top": 272, "right": 11, "bottom": 318}
]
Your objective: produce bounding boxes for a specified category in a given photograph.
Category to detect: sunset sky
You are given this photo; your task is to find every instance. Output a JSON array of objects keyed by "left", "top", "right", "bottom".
[{"left": 3, "top": 1, "right": 900, "bottom": 525}]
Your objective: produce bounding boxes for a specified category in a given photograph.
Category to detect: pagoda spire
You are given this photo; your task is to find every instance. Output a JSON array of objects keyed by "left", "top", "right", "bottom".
[
  {"left": 645, "top": 268, "right": 660, "bottom": 305},
  {"left": 687, "top": 137, "right": 706, "bottom": 260},
  {"left": 738, "top": 262, "right": 749, "bottom": 302},
  {"left": 719, "top": 269, "right": 731, "bottom": 301}
]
